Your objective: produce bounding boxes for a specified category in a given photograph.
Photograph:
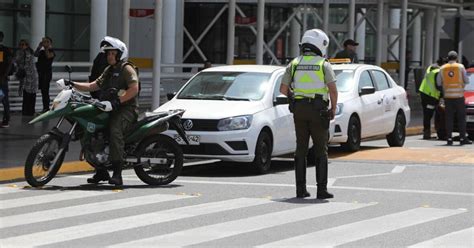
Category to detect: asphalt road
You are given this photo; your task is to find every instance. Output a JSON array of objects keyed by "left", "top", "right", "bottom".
[{"left": 1, "top": 134, "right": 473, "bottom": 247}]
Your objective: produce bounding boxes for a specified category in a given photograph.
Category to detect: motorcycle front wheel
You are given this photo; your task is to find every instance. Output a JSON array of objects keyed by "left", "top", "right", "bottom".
[
  {"left": 24, "top": 134, "right": 65, "bottom": 187},
  {"left": 134, "top": 134, "right": 184, "bottom": 185}
]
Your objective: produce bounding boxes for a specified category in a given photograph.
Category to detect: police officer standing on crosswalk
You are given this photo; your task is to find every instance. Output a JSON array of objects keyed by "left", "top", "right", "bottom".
[{"left": 280, "top": 29, "right": 338, "bottom": 199}]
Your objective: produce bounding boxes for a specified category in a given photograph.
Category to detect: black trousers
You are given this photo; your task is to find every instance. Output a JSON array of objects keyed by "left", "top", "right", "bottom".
[
  {"left": 38, "top": 72, "right": 52, "bottom": 111},
  {"left": 420, "top": 93, "right": 439, "bottom": 133},
  {"left": 1, "top": 80, "right": 10, "bottom": 123},
  {"left": 22, "top": 90, "right": 36, "bottom": 116},
  {"left": 445, "top": 97, "right": 467, "bottom": 139}
]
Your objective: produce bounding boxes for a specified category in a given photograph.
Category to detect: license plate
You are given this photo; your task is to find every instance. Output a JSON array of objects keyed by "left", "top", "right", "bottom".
[
  {"left": 174, "top": 134, "right": 200, "bottom": 145},
  {"left": 467, "top": 115, "right": 474, "bottom": 122}
]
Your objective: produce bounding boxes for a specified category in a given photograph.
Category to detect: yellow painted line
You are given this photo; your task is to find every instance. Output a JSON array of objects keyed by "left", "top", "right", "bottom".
[{"left": 0, "top": 161, "right": 94, "bottom": 182}]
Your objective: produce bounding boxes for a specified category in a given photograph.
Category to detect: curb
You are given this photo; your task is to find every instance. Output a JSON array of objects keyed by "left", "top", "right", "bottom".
[{"left": 0, "top": 126, "right": 425, "bottom": 183}]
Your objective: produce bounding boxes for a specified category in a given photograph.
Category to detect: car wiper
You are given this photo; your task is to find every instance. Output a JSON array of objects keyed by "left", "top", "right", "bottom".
[
  {"left": 206, "top": 95, "right": 250, "bottom": 101},
  {"left": 178, "top": 95, "right": 207, "bottom": 100}
]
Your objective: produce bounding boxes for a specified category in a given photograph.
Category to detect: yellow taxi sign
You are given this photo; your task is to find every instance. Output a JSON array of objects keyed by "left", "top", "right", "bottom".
[{"left": 328, "top": 58, "right": 352, "bottom": 64}]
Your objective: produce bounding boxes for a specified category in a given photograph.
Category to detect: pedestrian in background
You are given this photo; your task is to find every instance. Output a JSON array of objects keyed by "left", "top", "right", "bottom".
[
  {"left": 15, "top": 39, "right": 38, "bottom": 116},
  {"left": 418, "top": 57, "right": 445, "bottom": 140},
  {"left": 88, "top": 37, "right": 113, "bottom": 99},
  {"left": 436, "top": 51, "right": 471, "bottom": 145},
  {"left": 334, "top": 39, "right": 359, "bottom": 63},
  {"left": 34, "top": 36, "right": 55, "bottom": 113},
  {"left": 280, "top": 29, "right": 338, "bottom": 199},
  {"left": 0, "top": 31, "right": 13, "bottom": 128}
]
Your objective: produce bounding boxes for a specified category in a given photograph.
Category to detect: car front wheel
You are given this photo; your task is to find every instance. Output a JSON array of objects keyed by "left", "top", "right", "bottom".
[
  {"left": 342, "top": 116, "right": 361, "bottom": 152},
  {"left": 251, "top": 131, "right": 272, "bottom": 174}
]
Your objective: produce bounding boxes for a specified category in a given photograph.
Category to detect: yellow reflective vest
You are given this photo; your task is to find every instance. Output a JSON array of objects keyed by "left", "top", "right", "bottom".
[
  {"left": 419, "top": 65, "right": 441, "bottom": 100},
  {"left": 290, "top": 55, "right": 328, "bottom": 100}
]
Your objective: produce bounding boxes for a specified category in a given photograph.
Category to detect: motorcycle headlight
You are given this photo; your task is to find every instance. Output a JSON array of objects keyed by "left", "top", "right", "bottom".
[
  {"left": 217, "top": 115, "right": 253, "bottom": 131},
  {"left": 335, "top": 103, "right": 343, "bottom": 116}
]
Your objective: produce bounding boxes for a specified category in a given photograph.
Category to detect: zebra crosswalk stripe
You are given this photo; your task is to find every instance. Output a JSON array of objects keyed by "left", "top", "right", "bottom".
[
  {"left": 0, "top": 190, "right": 114, "bottom": 210},
  {"left": 108, "top": 201, "right": 375, "bottom": 247},
  {"left": 408, "top": 226, "right": 474, "bottom": 248},
  {"left": 259, "top": 207, "right": 466, "bottom": 247},
  {"left": 0, "top": 187, "right": 24, "bottom": 195},
  {"left": 0, "top": 193, "right": 193, "bottom": 229},
  {"left": 0, "top": 197, "right": 271, "bottom": 247}
]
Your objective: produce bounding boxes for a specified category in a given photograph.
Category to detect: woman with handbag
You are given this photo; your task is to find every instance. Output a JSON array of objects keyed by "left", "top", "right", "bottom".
[{"left": 15, "top": 40, "right": 38, "bottom": 116}]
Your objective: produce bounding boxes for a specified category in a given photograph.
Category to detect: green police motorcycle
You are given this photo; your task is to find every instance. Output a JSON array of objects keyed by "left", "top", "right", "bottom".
[{"left": 24, "top": 79, "right": 189, "bottom": 187}]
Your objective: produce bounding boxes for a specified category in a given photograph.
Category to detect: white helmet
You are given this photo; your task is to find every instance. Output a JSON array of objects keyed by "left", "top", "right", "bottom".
[
  {"left": 300, "top": 29, "right": 329, "bottom": 57},
  {"left": 101, "top": 36, "right": 128, "bottom": 61}
]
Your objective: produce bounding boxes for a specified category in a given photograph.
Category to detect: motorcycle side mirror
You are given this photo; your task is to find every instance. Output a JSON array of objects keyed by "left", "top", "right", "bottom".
[{"left": 65, "top": 65, "right": 72, "bottom": 73}]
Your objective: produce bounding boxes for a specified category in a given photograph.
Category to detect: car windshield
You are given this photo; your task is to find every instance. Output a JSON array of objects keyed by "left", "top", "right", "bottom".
[
  {"left": 177, "top": 72, "right": 271, "bottom": 101},
  {"left": 334, "top": 69, "right": 354, "bottom": 92},
  {"left": 466, "top": 73, "right": 474, "bottom": 91}
]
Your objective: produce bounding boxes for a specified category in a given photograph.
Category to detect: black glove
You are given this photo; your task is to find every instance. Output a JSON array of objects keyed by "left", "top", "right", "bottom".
[
  {"left": 110, "top": 96, "right": 121, "bottom": 110},
  {"left": 64, "top": 79, "right": 75, "bottom": 87}
]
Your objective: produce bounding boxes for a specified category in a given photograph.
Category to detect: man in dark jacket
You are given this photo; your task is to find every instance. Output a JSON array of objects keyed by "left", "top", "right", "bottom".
[
  {"left": 334, "top": 39, "right": 359, "bottom": 63},
  {"left": 0, "top": 31, "right": 13, "bottom": 128}
]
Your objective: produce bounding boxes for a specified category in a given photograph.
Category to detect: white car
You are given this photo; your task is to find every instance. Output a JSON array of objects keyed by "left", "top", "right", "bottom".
[
  {"left": 155, "top": 64, "right": 410, "bottom": 173},
  {"left": 329, "top": 63, "right": 410, "bottom": 151}
]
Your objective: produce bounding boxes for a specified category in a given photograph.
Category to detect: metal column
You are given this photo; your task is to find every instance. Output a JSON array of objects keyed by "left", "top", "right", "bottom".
[
  {"left": 227, "top": 0, "right": 236, "bottom": 65},
  {"left": 423, "top": 9, "right": 434, "bottom": 68},
  {"left": 163, "top": 0, "right": 178, "bottom": 72},
  {"left": 389, "top": 9, "right": 400, "bottom": 60},
  {"left": 290, "top": 11, "right": 301, "bottom": 58},
  {"left": 457, "top": 6, "right": 463, "bottom": 61},
  {"left": 433, "top": 6, "right": 441, "bottom": 61},
  {"left": 412, "top": 11, "right": 421, "bottom": 66},
  {"left": 348, "top": 0, "right": 355, "bottom": 40},
  {"left": 256, "top": 0, "right": 265, "bottom": 65},
  {"left": 399, "top": 0, "right": 407, "bottom": 88},
  {"left": 152, "top": 0, "right": 163, "bottom": 109},
  {"left": 375, "top": 0, "right": 384, "bottom": 66},
  {"left": 122, "top": 0, "right": 130, "bottom": 47},
  {"left": 323, "top": 0, "right": 329, "bottom": 34},
  {"left": 356, "top": 8, "right": 366, "bottom": 62},
  {"left": 90, "top": 0, "right": 108, "bottom": 61},
  {"left": 31, "top": 0, "right": 46, "bottom": 51}
]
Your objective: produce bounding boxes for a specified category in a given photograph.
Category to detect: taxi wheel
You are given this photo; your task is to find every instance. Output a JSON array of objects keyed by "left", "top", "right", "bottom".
[
  {"left": 342, "top": 116, "right": 361, "bottom": 152},
  {"left": 387, "top": 112, "right": 406, "bottom": 147},
  {"left": 252, "top": 131, "right": 272, "bottom": 174}
]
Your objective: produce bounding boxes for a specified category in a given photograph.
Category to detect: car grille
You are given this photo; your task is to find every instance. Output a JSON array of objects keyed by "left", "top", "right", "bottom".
[{"left": 169, "top": 119, "right": 220, "bottom": 131}]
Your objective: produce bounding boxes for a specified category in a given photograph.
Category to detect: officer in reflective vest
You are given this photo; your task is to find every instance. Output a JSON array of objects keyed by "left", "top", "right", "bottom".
[
  {"left": 280, "top": 29, "right": 338, "bottom": 199},
  {"left": 436, "top": 51, "right": 471, "bottom": 145},
  {"left": 418, "top": 57, "right": 444, "bottom": 139}
]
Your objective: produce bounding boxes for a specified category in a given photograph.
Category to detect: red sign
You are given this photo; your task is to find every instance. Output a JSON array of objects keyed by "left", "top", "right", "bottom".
[
  {"left": 130, "top": 9, "right": 154, "bottom": 18},
  {"left": 235, "top": 16, "right": 256, "bottom": 25}
]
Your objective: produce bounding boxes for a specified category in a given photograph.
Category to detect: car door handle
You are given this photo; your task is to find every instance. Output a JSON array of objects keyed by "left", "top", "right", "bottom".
[
  {"left": 377, "top": 99, "right": 383, "bottom": 104},
  {"left": 392, "top": 96, "right": 396, "bottom": 100}
]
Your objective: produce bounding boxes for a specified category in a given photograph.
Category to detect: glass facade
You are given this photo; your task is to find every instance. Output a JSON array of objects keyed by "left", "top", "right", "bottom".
[{"left": 0, "top": 0, "right": 90, "bottom": 62}]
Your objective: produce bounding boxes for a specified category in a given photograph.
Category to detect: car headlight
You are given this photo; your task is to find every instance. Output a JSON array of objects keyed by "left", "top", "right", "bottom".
[
  {"left": 335, "top": 103, "right": 343, "bottom": 116},
  {"left": 217, "top": 115, "right": 253, "bottom": 131}
]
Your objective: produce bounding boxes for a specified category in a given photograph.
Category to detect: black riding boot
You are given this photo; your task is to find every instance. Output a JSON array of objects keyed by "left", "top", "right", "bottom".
[
  {"left": 86, "top": 168, "right": 110, "bottom": 184},
  {"left": 108, "top": 161, "right": 123, "bottom": 186},
  {"left": 316, "top": 156, "right": 333, "bottom": 199},
  {"left": 295, "top": 158, "right": 310, "bottom": 198}
]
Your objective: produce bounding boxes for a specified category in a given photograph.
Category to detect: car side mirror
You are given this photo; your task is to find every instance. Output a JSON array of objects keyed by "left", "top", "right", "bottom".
[
  {"left": 167, "top": 92, "right": 177, "bottom": 101},
  {"left": 274, "top": 94, "right": 289, "bottom": 106},
  {"left": 359, "top": 86, "right": 376, "bottom": 96}
]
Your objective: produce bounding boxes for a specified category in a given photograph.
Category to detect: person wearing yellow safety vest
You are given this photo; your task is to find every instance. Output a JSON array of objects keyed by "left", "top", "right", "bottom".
[
  {"left": 418, "top": 57, "right": 445, "bottom": 140},
  {"left": 280, "top": 29, "right": 338, "bottom": 199},
  {"left": 436, "top": 51, "right": 471, "bottom": 145}
]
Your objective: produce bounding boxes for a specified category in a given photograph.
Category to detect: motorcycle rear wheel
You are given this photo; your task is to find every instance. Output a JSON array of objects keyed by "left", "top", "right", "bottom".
[
  {"left": 134, "top": 134, "right": 183, "bottom": 185},
  {"left": 24, "top": 134, "right": 65, "bottom": 187}
]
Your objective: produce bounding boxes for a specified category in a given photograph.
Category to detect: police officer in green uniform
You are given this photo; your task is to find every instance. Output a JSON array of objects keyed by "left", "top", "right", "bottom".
[
  {"left": 418, "top": 57, "right": 444, "bottom": 139},
  {"left": 280, "top": 29, "right": 338, "bottom": 199},
  {"left": 66, "top": 37, "right": 139, "bottom": 186}
]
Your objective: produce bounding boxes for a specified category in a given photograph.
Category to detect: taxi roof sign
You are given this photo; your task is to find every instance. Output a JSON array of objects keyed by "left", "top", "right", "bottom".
[{"left": 328, "top": 58, "right": 351, "bottom": 64}]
